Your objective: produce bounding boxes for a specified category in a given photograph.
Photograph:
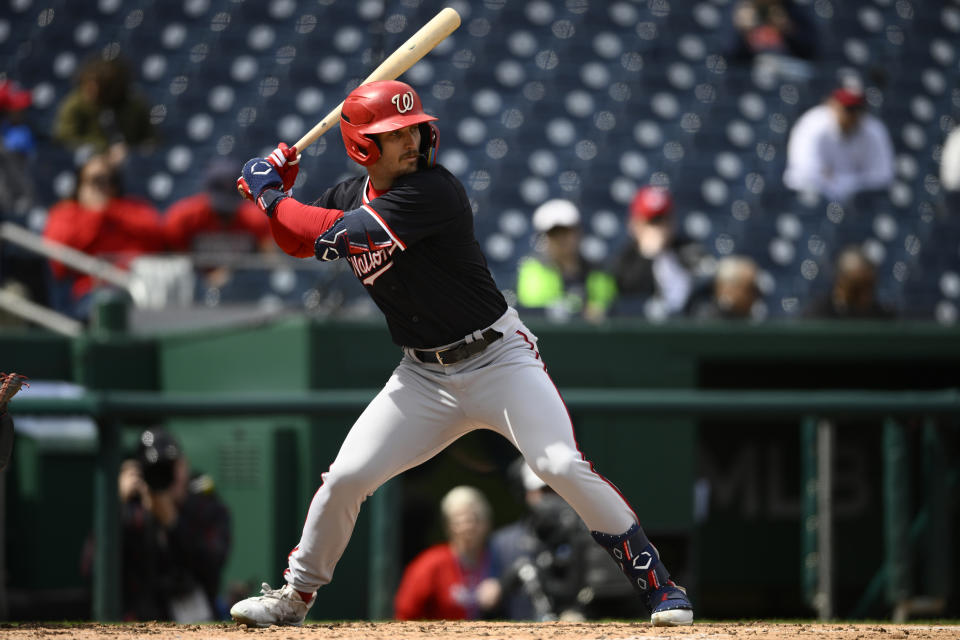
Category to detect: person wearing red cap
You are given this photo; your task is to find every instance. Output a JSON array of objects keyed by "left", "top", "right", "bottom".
[
  {"left": 0, "top": 79, "right": 35, "bottom": 156},
  {"left": 610, "top": 186, "right": 702, "bottom": 319},
  {"left": 783, "top": 85, "right": 894, "bottom": 203},
  {"left": 0, "top": 78, "right": 45, "bottom": 312}
]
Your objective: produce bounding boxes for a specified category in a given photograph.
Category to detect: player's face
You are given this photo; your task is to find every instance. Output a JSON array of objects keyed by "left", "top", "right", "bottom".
[
  {"left": 544, "top": 225, "right": 581, "bottom": 261},
  {"left": 445, "top": 504, "right": 489, "bottom": 555},
  {"left": 830, "top": 99, "right": 864, "bottom": 135},
  {"left": 374, "top": 124, "right": 421, "bottom": 179}
]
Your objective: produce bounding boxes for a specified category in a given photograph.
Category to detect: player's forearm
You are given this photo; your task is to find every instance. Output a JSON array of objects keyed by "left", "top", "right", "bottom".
[
  {"left": 269, "top": 197, "right": 343, "bottom": 257},
  {"left": 274, "top": 197, "right": 343, "bottom": 238}
]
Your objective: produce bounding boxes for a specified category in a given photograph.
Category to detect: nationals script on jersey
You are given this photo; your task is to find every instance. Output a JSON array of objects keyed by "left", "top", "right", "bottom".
[{"left": 312, "top": 164, "right": 507, "bottom": 349}]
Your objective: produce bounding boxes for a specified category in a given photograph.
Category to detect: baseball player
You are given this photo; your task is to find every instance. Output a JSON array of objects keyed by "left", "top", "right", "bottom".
[{"left": 229, "top": 80, "right": 693, "bottom": 627}]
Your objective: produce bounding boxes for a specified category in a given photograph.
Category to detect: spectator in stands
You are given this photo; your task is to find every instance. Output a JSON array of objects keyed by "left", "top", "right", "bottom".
[
  {"left": 805, "top": 246, "right": 894, "bottom": 319},
  {"left": 516, "top": 199, "right": 616, "bottom": 322},
  {"left": 0, "top": 79, "right": 36, "bottom": 156},
  {"left": 118, "top": 427, "right": 232, "bottom": 622},
  {"left": 164, "top": 157, "right": 273, "bottom": 288},
  {"left": 0, "top": 80, "right": 36, "bottom": 215},
  {"left": 489, "top": 459, "right": 637, "bottom": 621},
  {"left": 610, "top": 186, "right": 704, "bottom": 319},
  {"left": 43, "top": 153, "right": 165, "bottom": 319},
  {"left": 394, "top": 486, "right": 500, "bottom": 620},
  {"left": 783, "top": 85, "right": 895, "bottom": 204},
  {"left": 724, "top": 0, "right": 818, "bottom": 73},
  {"left": 165, "top": 157, "right": 272, "bottom": 254},
  {"left": 0, "top": 79, "right": 45, "bottom": 309},
  {"left": 690, "top": 255, "right": 763, "bottom": 320},
  {"left": 53, "top": 55, "right": 155, "bottom": 163}
]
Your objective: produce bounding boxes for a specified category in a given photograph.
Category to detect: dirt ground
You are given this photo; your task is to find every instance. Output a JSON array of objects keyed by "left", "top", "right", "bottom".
[{"left": 1, "top": 621, "right": 957, "bottom": 640}]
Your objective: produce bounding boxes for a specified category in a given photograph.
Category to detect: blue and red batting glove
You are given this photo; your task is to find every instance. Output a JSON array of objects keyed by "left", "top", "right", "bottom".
[{"left": 237, "top": 157, "right": 284, "bottom": 213}]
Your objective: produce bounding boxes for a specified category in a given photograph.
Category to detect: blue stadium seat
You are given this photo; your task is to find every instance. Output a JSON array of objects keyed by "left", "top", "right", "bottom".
[{"left": 1, "top": 0, "right": 956, "bottom": 321}]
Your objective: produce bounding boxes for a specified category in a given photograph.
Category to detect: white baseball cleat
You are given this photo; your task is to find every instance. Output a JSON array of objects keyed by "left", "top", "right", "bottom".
[
  {"left": 648, "top": 583, "right": 694, "bottom": 626},
  {"left": 651, "top": 607, "right": 695, "bottom": 626},
  {"left": 230, "top": 582, "right": 314, "bottom": 627}
]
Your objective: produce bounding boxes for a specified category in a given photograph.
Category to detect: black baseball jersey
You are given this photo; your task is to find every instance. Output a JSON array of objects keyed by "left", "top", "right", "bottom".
[{"left": 314, "top": 164, "right": 507, "bottom": 349}]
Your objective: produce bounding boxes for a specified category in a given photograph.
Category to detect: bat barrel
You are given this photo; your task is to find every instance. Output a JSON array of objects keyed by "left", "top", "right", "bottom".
[{"left": 293, "top": 7, "right": 460, "bottom": 151}]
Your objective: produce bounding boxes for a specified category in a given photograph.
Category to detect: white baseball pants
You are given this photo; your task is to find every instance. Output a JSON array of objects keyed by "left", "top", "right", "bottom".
[{"left": 285, "top": 307, "right": 637, "bottom": 592}]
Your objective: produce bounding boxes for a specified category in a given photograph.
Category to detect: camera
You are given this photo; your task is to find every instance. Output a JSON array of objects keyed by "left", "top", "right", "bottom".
[{"left": 136, "top": 428, "right": 183, "bottom": 491}]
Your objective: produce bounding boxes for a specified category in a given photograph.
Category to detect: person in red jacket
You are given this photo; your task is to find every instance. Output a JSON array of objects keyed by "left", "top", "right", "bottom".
[
  {"left": 394, "top": 486, "right": 500, "bottom": 620},
  {"left": 43, "top": 153, "right": 164, "bottom": 317},
  {"left": 164, "top": 158, "right": 271, "bottom": 254},
  {"left": 164, "top": 158, "right": 273, "bottom": 291}
]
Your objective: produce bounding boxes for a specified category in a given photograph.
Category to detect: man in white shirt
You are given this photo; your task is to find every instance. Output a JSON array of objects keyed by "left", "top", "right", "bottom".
[{"left": 783, "top": 87, "right": 895, "bottom": 203}]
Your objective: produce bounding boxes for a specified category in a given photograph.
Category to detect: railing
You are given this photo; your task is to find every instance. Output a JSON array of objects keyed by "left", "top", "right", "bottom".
[
  {"left": 0, "top": 222, "right": 338, "bottom": 335},
  {"left": 0, "top": 222, "right": 124, "bottom": 335},
  {"left": 10, "top": 388, "right": 960, "bottom": 621}
]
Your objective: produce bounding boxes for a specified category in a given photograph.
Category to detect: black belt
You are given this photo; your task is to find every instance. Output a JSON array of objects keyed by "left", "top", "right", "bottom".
[{"left": 413, "top": 328, "right": 503, "bottom": 366}]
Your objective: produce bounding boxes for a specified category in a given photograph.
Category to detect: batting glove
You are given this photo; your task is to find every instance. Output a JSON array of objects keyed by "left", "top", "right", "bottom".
[
  {"left": 268, "top": 142, "right": 300, "bottom": 193},
  {"left": 237, "top": 157, "right": 284, "bottom": 212}
]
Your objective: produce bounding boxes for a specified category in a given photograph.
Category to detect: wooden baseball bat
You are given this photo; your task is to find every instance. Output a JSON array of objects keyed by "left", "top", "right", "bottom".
[{"left": 293, "top": 7, "right": 461, "bottom": 152}]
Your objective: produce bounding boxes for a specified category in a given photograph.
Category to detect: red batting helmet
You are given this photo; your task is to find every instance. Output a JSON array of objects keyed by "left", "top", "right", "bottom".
[{"left": 340, "top": 80, "right": 438, "bottom": 166}]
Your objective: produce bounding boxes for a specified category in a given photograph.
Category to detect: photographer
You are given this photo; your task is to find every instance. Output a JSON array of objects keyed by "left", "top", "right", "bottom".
[
  {"left": 118, "top": 428, "right": 231, "bottom": 622},
  {"left": 489, "top": 460, "right": 640, "bottom": 620}
]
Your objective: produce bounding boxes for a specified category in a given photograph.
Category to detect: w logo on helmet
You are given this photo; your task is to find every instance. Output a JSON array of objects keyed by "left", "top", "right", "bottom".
[{"left": 391, "top": 91, "right": 415, "bottom": 114}]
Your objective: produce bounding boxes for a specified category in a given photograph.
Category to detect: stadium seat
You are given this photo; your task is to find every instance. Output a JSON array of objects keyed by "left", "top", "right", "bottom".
[{"left": 1, "top": 0, "right": 956, "bottom": 320}]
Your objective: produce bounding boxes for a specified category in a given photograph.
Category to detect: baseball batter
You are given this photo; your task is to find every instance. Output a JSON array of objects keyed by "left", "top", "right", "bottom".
[{"left": 229, "top": 80, "right": 693, "bottom": 627}]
